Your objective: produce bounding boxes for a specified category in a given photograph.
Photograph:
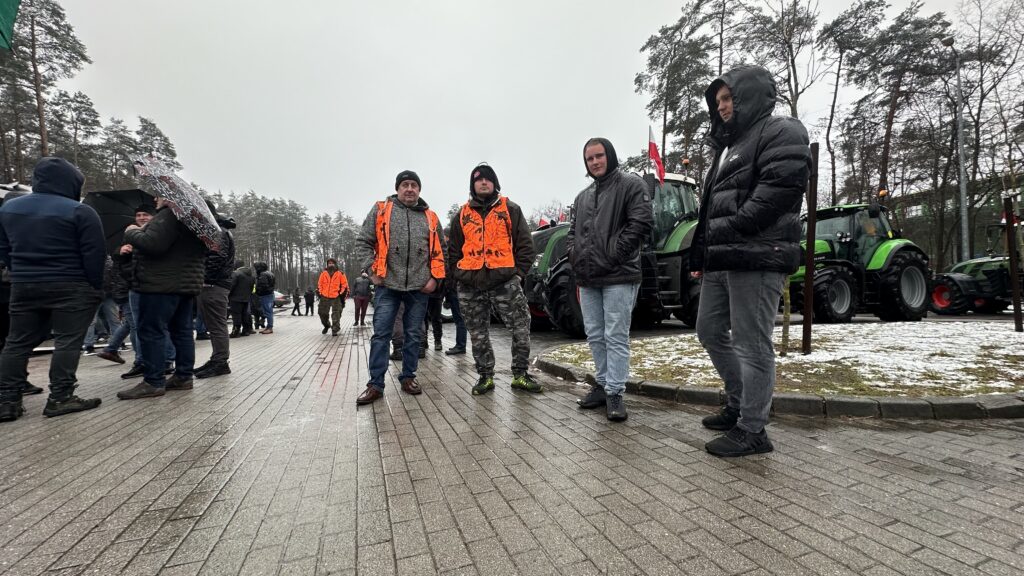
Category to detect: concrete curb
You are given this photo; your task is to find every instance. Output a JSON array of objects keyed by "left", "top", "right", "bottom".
[{"left": 536, "top": 354, "right": 1024, "bottom": 420}]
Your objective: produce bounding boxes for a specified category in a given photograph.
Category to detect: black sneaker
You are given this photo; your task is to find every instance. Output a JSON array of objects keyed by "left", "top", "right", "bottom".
[
  {"left": 117, "top": 382, "right": 165, "bottom": 400},
  {"left": 120, "top": 365, "right": 145, "bottom": 379},
  {"left": 389, "top": 350, "right": 403, "bottom": 361},
  {"left": 606, "top": 394, "right": 627, "bottom": 422},
  {"left": 194, "top": 360, "right": 215, "bottom": 374},
  {"left": 195, "top": 333, "right": 210, "bottom": 341},
  {"left": 577, "top": 385, "right": 606, "bottom": 409},
  {"left": 702, "top": 406, "right": 740, "bottom": 431},
  {"left": 705, "top": 426, "right": 774, "bottom": 457},
  {"left": 43, "top": 396, "right": 101, "bottom": 417},
  {"left": 196, "top": 362, "right": 231, "bottom": 379},
  {"left": 322, "top": 326, "right": 329, "bottom": 334},
  {"left": 19, "top": 383, "right": 43, "bottom": 396},
  {"left": 165, "top": 375, "right": 194, "bottom": 390},
  {"left": 332, "top": 330, "right": 339, "bottom": 337},
  {"left": 445, "top": 346, "right": 466, "bottom": 356},
  {"left": 434, "top": 341, "right": 442, "bottom": 351},
  {"left": 82, "top": 346, "right": 96, "bottom": 356},
  {"left": 0, "top": 401, "right": 25, "bottom": 422}
]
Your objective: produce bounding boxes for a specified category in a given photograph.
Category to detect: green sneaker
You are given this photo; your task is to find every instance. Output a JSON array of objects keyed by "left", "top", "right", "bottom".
[
  {"left": 472, "top": 376, "right": 495, "bottom": 396},
  {"left": 511, "top": 373, "right": 543, "bottom": 393}
]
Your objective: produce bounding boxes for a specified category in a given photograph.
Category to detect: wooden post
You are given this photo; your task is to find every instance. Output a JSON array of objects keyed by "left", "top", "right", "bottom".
[
  {"left": 1004, "top": 196, "right": 1023, "bottom": 332},
  {"left": 802, "top": 143, "right": 819, "bottom": 354}
]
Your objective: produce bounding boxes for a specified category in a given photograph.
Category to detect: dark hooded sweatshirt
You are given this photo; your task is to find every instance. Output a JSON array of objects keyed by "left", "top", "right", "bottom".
[
  {"left": 0, "top": 157, "right": 106, "bottom": 289},
  {"left": 448, "top": 192, "right": 535, "bottom": 290},
  {"left": 690, "top": 65, "right": 811, "bottom": 274},
  {"left": 566, "top": 139, "right": 654, "bottom": 287}
]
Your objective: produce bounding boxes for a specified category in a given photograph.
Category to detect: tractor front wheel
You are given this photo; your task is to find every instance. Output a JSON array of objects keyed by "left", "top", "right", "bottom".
[
  {"left": 546, "top": 271, "right": 586, "bottom": 338},
  {"left": 813, "top": 267, "right": 857, "bottom": 323},
  {"left": 929, "top": 275, "right": 971, "bottom": 315},
  {"left": 877, "top": 251, "right": 930, "bottom": 321}
]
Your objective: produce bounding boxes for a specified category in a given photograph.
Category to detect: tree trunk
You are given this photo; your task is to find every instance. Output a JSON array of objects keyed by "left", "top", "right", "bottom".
[
  {"left": 717, "top": 1, "right": 725, "bottom": 75},
  {"left": 0, "top": 114, "right": 11, "bottom": 182},
  {"left": 29, "top": 16, "right": 49, "bottom": 157},
  {"left": 877, "top": 77, "right": 903, "bottom": 193},
  {"left": 13, "top": 105, "right": 23, "bottom": 183},
  {"left": 825, "top": 52, "right": 843, "bottom": 205}
]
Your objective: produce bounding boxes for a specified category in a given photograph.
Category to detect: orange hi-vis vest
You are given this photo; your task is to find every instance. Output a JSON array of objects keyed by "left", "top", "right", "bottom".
[
  {"left": 457, "top": 196, "right": 515, "bottom": 270},
  {"left": 371, "top": 199, "right": 446, "bottom": 280},
  {"left": 318, "top": 269, "right": 348, "bottom": 299}
]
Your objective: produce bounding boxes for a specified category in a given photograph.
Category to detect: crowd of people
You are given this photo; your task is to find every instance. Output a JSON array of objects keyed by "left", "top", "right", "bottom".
[{"left": 0, "top": 66, "right": 810, "bottom": 458}]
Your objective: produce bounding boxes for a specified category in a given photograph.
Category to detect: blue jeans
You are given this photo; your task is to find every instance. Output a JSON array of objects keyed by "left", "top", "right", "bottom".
[
  {"left": 260, "top": 294, "right": 275, "bottom": 329},
  {"left": 84, "top": 296, "right": 121, "bottom": 348},
  {"left": 129, "top": 291, "right": 174, "bottom": 369},
  {"left": 579, "top": 283, "right": 639, "bottom": 396},
  {"left": 135, "top": 293, "right": 196, "bottom": 387},
  {"left": 368, "top": 287, "right": 428, "bottom": 389},
  {"left": 103, "top": 301, "right": 133, "bottom": 353},
  {"left": 696, "top": 270, "right": 786, "bottom": 434},
  {"left": 446, "top": 291, "right": 467, "bottom": 349}
]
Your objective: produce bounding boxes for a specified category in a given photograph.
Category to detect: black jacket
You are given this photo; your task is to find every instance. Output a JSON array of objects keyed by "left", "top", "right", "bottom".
[
  {"left": 124, "top": 207, "right": 208, "bottom": 295},
  {"left": 229, "top": 265, "right": 255, "bottom": 303},
  {"left": 203, "top": 227, "right": 235, "bottom": 289},
  {"left": 448, "top": 193, "right": 535, "bottom": 290},
  {"left": 254, "top": 262, "right": 275, "bottom": 296},
  {"left": 111, "top": 255, "right": 131, "bottom": 303},
  {"left": 304, "top": 289, "right": 315, "bottom": 304},
  {"left": 690, "top": 65, "right": 811, "bottom": 274},
  {"left": 567, "top": 139, "right": 654, "bottom": 287},
  {"left": 351, "top": 275, "right": 372, "bottom": 298},
  {"left": 0, "top": 157, "right": 106, "bottom": 289}
]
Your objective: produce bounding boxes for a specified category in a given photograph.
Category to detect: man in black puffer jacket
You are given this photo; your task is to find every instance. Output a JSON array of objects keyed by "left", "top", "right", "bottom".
[
  {"left": 569, "top": 138, "right": 654, "bottom": 423},
  {"left": 194, "top": 201, "right": 235, "bottom": 379},
  {"left": 690, "top": 65, "right": 811, "bottom": 457},
  {"left": 253, "top": 262, "right": 275, "bottom": 334},
  {"left": 116, "top": 197, "right": 208, "bottom": 400}
]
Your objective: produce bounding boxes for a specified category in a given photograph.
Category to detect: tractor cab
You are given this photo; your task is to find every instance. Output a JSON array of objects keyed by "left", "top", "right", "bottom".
[
  {"left": 806, "top": 204, "right": 894, "bottom": 268},
  {"left": 647, "top": 173, "right": 699, "bottom": 250}
]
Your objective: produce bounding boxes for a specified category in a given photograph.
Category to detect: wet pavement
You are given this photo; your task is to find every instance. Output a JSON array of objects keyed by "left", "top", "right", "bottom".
[{"left": 2, "top": 312, "right": 1023, "bottom": 575}]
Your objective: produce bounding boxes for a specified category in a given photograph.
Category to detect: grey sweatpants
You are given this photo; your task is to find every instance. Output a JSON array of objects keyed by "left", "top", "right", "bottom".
[{"left": 696, "top": 270, "right": 786, "bottom": 433}]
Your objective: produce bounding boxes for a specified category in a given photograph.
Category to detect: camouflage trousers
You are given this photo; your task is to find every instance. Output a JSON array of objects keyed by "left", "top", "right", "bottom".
[{"left": 459, "top": 277, "right": 531, "bottom": 377}]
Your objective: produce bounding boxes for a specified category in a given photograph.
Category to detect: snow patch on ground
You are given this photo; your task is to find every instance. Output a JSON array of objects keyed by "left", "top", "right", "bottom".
[{"left": 544, "top": 321, "right": 1024, "bottom": 397}]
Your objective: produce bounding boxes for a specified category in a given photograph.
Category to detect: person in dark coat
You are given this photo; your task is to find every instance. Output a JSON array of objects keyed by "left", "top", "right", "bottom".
[
  {"left": 194, "top": 201, "right": 235, "bottom": 379},
  {"left": 692, "top": 64, "right": 811, "bottom": 457},
  {"left": 291, "top": 288, "right": 302, "bottom": 316},
  {"left": 303, "top": 286, "right": 315, "bottom": 316},
  {"left": 0, "top": 157, "right": 105, "bottom": 422},
  {"left": 229, "top": 262, "right": 255, "bottom": 337},
  {"left": 116, "top": 196, "right": 208, "bottom": 400},
  {"left": 351, "top": 272, "right": 372, "bottom": 326},
  {"left": 253, "top": 262, "right": 275, "bottom": 334},
  {"left": 96, "top": 247, "right": 134, "bottom": 365},
  {"left": 569, "top": 138, "right": 654, "bottom": 422}
]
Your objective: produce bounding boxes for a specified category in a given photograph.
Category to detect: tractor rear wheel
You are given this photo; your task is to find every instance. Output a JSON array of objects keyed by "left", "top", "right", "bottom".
[
  {"left": 877, "top": 251, "right": 929, "bottom": 321},
  {"left": 812, "top": 267, "right": 857, "bottom": 323},
  {"left": 929, "top": 275, "right": 971, "bottom": 315},
  {"left": 546, "top": 271, "right": 586, "bottom": 338}
]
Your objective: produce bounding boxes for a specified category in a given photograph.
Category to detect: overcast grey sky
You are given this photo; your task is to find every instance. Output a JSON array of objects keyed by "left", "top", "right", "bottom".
[{"left": 60, "top": 0, "right": 959, "bottom": 221}]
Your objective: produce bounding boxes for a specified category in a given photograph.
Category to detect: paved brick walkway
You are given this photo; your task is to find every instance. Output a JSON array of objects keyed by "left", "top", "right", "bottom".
[{"left": 2, "top": 314, "right": 1024, "bottom": 575}]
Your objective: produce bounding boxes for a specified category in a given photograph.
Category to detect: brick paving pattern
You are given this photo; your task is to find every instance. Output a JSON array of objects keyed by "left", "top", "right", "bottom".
[{"left": 2, "top": 314, "right": 1024, "bottom": 575}]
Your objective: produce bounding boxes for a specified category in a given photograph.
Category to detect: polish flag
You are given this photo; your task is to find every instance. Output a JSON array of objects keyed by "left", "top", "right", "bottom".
[{"left": 649, "top": 127, "right": 665, "bottom": 184}]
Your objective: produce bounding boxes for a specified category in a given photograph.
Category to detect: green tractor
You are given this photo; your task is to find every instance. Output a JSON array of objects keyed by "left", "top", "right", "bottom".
[
  {"left": 930, "top": 224, "right": 1022, "bottom": 315},
  {"left": 789, "top": 203, "right": 931, "bottom": 322},
  {"left": 526, "top": 172, "right": 702, "bottom": 338}
]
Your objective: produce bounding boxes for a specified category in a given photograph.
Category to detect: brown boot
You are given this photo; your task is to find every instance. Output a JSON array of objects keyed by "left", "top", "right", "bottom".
[
  {"left": 259, "top": 328, "right": 273, "bottom": 334},
  {"left": 356, "top": 385, "right": 383, "bottom": 405},
  {"left": 400, "top": 377, "right": 422, "bottom": 395}
]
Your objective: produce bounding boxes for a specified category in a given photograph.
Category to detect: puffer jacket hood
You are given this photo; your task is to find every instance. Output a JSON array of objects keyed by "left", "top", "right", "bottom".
[
  {"left": 705, "top": 65, "right": 778, "bottom": 149},
  {"left": 583, "top": 138, "right": 620, "bottom": 181},
  {"left": 32, "top": 157, "right": 85, "bottom": 201}
]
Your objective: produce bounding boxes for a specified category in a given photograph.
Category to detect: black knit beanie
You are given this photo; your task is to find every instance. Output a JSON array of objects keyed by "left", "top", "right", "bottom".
[
  {"left": 469, "top": 164, "right": 500, "bottom": 194},
  {"left": 395, "top": 170, "right": 421, "bottom": 190}
]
